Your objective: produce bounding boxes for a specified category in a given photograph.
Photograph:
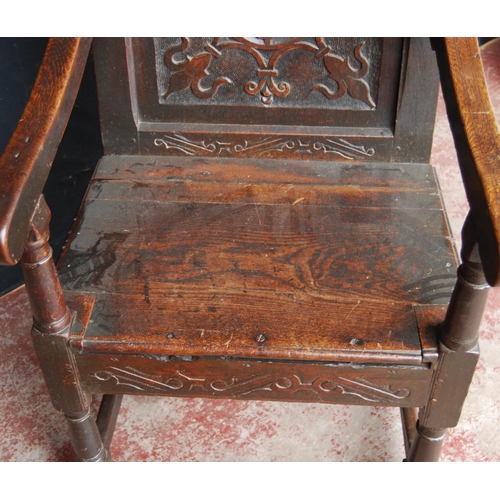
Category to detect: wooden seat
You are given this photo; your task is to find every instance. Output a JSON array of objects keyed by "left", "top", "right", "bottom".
[
  {"left": 1, "top": 37, "right": 499, "bottom": 461},
  {"left": 61, "top": 156, "right": 455, "bottom": 360}
]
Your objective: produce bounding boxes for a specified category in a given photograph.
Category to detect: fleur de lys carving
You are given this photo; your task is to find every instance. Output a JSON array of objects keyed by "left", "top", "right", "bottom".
[
  {"left": 312, "top": 42, "right": 375, "bottom": 108},
  {"left": 160, "top": 37, "right": 375, "bottom": 107},
  {"left": 163, "top": 38, "right": 232, "bottom": 100}
]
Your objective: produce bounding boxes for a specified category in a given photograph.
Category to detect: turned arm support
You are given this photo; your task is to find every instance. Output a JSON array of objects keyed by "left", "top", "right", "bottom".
[
  {"left": 0, "top": 37, "right": 92, "bottom": 266},
  {"left": 434, "top": 37, "right": 500, "bottom": 286}
]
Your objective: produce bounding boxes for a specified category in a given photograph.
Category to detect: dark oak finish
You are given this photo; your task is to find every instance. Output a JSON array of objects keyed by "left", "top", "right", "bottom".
[
  {"left": 94, "top": 37, "right": 436, "bottom": 163},
  {"left": 1, "top": 37, "right": 499, "bottom": 461},
  {"left": 401, "top": 407, "right": 418, "bottom": 457},
  {"left": 96, "top": 394, "right": 123, "bottom": 451},
  {"left": 434, "top": 38, "right": 500, "bottom": 286},
  {"left": 59, "top": 157, "right": 454, "bottom": 366},
  {"left": 0, "top": 38, "right": 91, "bottom": 266},
  {"left": 19, "top": 198, "right": 106, "bottom": 461}
]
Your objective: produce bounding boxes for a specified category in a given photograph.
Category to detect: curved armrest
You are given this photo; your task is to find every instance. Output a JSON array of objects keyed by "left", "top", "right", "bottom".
[
  {"left": 0, "top": 37, "right": 91, "bottom": 266},
  {"left": 434, "top": 37, "right": 500, "bottom": 286}
]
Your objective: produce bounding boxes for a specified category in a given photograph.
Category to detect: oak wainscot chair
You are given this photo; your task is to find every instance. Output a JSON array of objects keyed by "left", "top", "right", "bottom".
[{"left": 1, "top": 37, "right": 499, "bottom": 461}]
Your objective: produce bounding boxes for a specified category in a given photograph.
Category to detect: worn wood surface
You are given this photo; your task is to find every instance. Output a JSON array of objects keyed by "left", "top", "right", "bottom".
[
  {"left": 5, "top": 37, "right": 496, "bottom": 461},
  {"left": 74, "top": 351, "right": 435, "bottom": 407},
  {"left": 414, "top": 305, "right": 447, "bottom": 363},
  {"left": 58, "top": 156, "right": 455, "bottom": 364},
  {"left": 65, "top": 293, "right": 435, "bottom": 407},
  {"left": 434, "top": 37, "right": 500, "bottom": 286},
  {"left": 421, "top": 343, "right": 480, "bottom": 428},
  {"left": 0, "top": 38, "right": 91, "bottom": 266}
]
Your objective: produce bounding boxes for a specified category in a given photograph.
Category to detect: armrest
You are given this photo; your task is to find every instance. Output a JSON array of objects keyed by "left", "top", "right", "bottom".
[
  {"left": 0, "top": 37, "right": 91, "bottom": 266},
  {"left": 434, "top": 37, "right": 500, "bottom": 286}
]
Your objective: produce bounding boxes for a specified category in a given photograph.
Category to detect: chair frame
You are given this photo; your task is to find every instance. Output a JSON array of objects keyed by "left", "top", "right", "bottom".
[{"left": 1, "top": 37, "right": 499, "bottom": 461}]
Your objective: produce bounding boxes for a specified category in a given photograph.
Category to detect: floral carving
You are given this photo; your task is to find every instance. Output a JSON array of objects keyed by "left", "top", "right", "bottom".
[
  {"left": 160, "top": 37, "right": 375, "bottom": 107},
  {"left": 162, "top": 38, "right": 232, "bottom": 100},
  {"left": 312, "top": 42, "right": 375, "bottom": 107}
]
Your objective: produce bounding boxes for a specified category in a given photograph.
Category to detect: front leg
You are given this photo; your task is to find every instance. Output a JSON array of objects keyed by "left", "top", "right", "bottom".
[{"left": 20, "top": 196, "right": 107, "bottom": 462}]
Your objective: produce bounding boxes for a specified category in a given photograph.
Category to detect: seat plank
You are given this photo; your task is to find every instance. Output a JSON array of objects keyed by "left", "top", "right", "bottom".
[
  {"left": 96, "top": 155, "right": 440, "bottom": 188},
  {"left": 59, "top": 156, "right": 456, "bottom": 364}
]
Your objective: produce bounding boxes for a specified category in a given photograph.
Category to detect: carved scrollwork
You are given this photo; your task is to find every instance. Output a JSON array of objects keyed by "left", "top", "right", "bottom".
[
  {"left": 312, "top": 139, "right": 375, "bottom": 159},
  {"left": 334, "top": 377, "right": 410, "bottom": 402},
  {"left": 93, "top": 367, "right": 206, "bottom": 392},
  {"left": 92, "top": 366, "right": 410, "bottom": 403},
  {"left": 154, "top": 134, "right": 375, "bottom": 159},
  {"left": 154, "top": 135, "right": 219, "bottom": 156},
  {"left": 158, "top": 37, "right": 376, "bottom": 107}
]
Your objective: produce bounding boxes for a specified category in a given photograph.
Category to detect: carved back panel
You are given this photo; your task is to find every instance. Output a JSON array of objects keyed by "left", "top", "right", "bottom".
[{"left": 93, "top": 37, "right": 439, "bottom": 162}]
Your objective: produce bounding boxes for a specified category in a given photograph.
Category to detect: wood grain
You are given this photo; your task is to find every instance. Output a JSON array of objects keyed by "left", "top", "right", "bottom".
[
  {"left": 59, "top": 157, "right": 456, "bottom": 363},
  {"left": 0, "top": 38, "right": 91, "bottom": 266},
  {"left": 434, "top": 37, "right": 500, "bottom": 286},
  {"left": 74, "top": 351, "right": 435, "bottom": 406}
]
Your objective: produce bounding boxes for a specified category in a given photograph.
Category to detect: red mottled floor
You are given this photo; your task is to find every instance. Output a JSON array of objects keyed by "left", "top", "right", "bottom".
[{"left": 1, "top": 39, "right": 499, "bottom": 462}]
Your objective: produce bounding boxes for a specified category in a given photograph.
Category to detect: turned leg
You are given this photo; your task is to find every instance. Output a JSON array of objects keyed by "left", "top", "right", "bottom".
[
  {"left": 66, "top": 409, "right": 108, "bottom": 462},
  {"left": 408, "top": 424, "right": 446, "bottom": 462},
  {"left": 20, "top": 197, "right": 107, "bottom": 462},
  {"left": 408, "top": 213, "right": 487, "bottom": 462}
]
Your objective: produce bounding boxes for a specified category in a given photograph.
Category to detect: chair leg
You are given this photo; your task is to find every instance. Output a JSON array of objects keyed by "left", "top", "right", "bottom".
[
  {"left": 20, "top": 197, "right": 107, "bottom": 461},
  {"left": 66, "top": 408, "right": 109, "bottom": 462},
  {"left": 407, "top": 422, "right": 446, "bottom": 462},
  {"left": 412, "top": 213, "right": 487, "bottom": 462},
  {"left": 401, "top": 408, "right": 446, "bottom": 462},
  {"left": 97, "top": 394, "right": 123, "bottom": 451},
  {"left": 400, "top": 407, "right": 418, "bottom": 457}
]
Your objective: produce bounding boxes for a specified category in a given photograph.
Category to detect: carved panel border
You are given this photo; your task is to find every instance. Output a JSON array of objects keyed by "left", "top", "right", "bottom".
[
  {"left": 126, "top": 38, "right": 404, "bottom": 134},
  {"left": 76, "top": 353, "right": 434, "bottom": 407},
  {"left": 92, "top": 365, "right": 410, "bottom": 404},
  {"left": 153, "top": 134, "right": 376, "bottom": 160}
]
